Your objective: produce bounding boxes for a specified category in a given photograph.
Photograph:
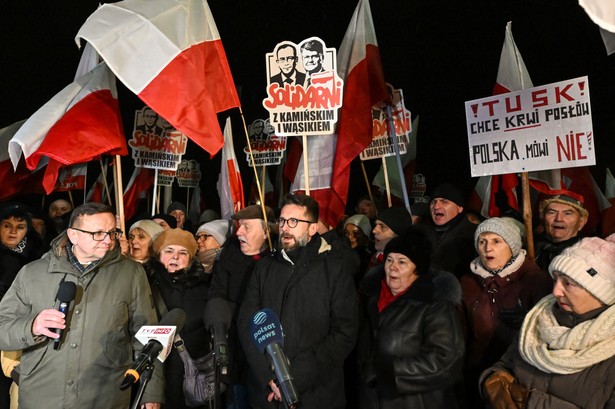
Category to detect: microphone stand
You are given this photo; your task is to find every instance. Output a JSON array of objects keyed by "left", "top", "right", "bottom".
[
  {"left": 213, "top": 363, "right": 221, "bottom": 409},
  {"left": 130, "top": 363, "right": 154, "bottom": 409}
]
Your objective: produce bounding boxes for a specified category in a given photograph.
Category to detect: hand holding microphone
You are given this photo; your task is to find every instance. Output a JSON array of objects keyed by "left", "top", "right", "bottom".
[{"left": 32, "top": 281, "right": 77, "bottom": 345}]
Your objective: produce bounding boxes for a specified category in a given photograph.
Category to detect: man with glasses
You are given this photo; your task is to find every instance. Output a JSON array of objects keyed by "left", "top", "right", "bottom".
[
  {"left": 269, "top": 43, "right": 306, "bottom": 88},
  {"left": 135, "top": 106, "right": 164, "bottom": 137},
  {"left": 0, "top": 202, "right": 163, "bottom": 408},
  {"left": 238, "top": 194, "right": 358, "bottom": 409}
]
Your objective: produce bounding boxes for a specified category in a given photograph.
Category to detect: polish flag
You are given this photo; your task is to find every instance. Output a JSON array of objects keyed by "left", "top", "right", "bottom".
[
  {"left": 55, "top": 163, "right": 88, "bottom": 192},
  {"left": 218, "top": 117, "right": 244, "bottom": 220},
  {"left": 471, "top": 22, "right": 531, "bottom": 217},
  {"left": 8, "top": 43, "right": 127, "bottom": 194},
  {"left": 291, "top": 0, "right": 387, "bottom": 227},
  {"left": 76, "top": 0, "right": 240, "bottom": 156},
  {"left": 123, "top": 166, "right": 155, "bottom": 221}
]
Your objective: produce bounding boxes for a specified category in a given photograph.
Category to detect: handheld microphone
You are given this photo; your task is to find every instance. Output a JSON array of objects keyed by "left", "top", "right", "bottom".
[
  {"left": 119, "top": 308, "right": 186, "bottom": 390},
  {"left": 250, "top": 308, "right": 300, "bottom": 408},
  {"left": 204, "top": 298, "right": 232, "bottom": 375},
  {"left": 53, "top": 281, "right": 77, "bottom": 350}
]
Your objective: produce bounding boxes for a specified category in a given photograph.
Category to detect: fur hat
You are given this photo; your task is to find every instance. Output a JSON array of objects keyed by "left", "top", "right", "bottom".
[
  {"left": 377, "top": 207, "right": 412, "bottom": 236},
  {"left": 151, "top": 213, "right": 177, "bottom": 229},
  {"left": 344, "top": 214, "right": 371, "bottom": 238},
  {"left": 153, "top": 228, "right": 197, "bottom": 258},
  {"left": 540, "top": 191, "right": 588, "bottom": 219},
  {"left": 384, "top": 227, "right": 431, "bottom": 275},
  {"left": 549, "top": 234, "right": 615, "bottom": 305},
  {"left": 474, "top": 217, "right": 522, "bottom": 257},
  {"left": 231, "top": 205, "right": 274, "bottom": 222},
  {"left": 129, "top": 219, "right": 164, "bottom": 241},
  {"left": 431, "top": 182, "right": 465, "bottom": 207},
  {"left": 166, "top": 201, "right": 187, "bottom": 215},
  {"left": 196, "top": 219, "right": 230, "bottom": 246}
]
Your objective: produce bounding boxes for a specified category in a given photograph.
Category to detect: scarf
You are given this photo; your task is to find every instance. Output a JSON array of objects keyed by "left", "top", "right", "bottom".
[
  {"left": 470, "top": 249, "right": 526, "bottom": 280},
  {"left": 519, "top": 295, "right": 615, "bottom": 374}
]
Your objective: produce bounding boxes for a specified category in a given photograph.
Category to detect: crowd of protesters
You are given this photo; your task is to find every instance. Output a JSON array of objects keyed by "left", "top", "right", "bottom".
[{"left": 0, "top": 183, "right": 614, "bottom": 409}]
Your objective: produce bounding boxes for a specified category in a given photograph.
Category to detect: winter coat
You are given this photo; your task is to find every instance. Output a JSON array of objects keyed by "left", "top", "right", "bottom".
[
  {"left": 533, "top": 234, "right": 582, "bottom": 271},
  {"left": 421, "top": 214, "right": 477, "bottom": 279},
  {"left": 0, "top": 233, "right": 163, "bottom": 408},
  {"left": 0, "top": 233, "right": 47, "bottom": 299},
  {"left": 237, "top": 234, "right": 359, "bottom": 409},
  {"left": 482, "top": 302, "right": 615, "bottom": 409},
  {"left": 147, "top": 258, "right": 211, "bottom": 409},
  {"left": 359, "top": 268, "right": 465, "bottom": 409},
  {"left": 460, "top": 251, "right": 553, "bottom": 372}
]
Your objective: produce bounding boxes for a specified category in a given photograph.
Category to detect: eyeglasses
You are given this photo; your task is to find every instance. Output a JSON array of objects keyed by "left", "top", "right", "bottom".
[
  {"left": 275, "top": 217, "right": 314, "bottom": 228},
  {"left": 276, "top": 57, "right": 297, "bottom": 63},
  {"left": 71, "top": 227, "right": 123, "bottom": 241},
  {"left": 196, "top": 234, "right": 212, "bottom": 241}
]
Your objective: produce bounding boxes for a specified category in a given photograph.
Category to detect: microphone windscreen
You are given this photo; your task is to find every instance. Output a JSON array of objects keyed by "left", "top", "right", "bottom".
[
  {"left": 249, "top": 308, "right": 284, "bottom": 353},
  {"left": 56, "top": 281, "right": 77, "bottom": 303},
  {"left": 160, "top": 308, "right": 186, "bottom": 332},
  {"left": 203, "top": 298, "right": 232, "bottom": 328}
]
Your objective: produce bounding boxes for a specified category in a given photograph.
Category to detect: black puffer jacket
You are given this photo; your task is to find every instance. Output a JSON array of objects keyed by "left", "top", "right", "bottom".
[
  {"left": 360, "top": 268, "right": 465, "bottom": 409},
  {"left": 146, "top": 258, "right": 211, "bottom": 409}
]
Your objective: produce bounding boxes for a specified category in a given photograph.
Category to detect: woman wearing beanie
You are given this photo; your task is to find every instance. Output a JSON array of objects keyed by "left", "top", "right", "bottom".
[
  {"left": 147, "top": 228, "right": 211, "bottom": 409},
  {"left": 195, "top": 219, "right": 229, "bottom": 273},
  {"left": 127, "top": 219, "right": 164, "bottom": 265},
  {"left": 459, "top": 217, "right": 552, "bottom": 408},
  {"left": 358, "top": 227, "right": 465, "bottom": 409},
  {"left": 481, "top": 234, "right": 615, "bottom": 409},
  {"left": 343, "top": 214, "right": 374, "bottom": 282}
]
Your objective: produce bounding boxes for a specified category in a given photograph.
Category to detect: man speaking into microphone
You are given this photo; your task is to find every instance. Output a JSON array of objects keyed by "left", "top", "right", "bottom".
[
  {"left": 238, "top": 194, "right": 358, "bottom": 409},
  {"left": 0, "top": 203, "right": 163, "bottom": 409}
]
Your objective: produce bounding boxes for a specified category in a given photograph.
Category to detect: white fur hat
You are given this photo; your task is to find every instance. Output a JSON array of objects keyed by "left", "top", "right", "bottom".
[{"left": 549, "top": 234, "right": 615, "bottom": 305}]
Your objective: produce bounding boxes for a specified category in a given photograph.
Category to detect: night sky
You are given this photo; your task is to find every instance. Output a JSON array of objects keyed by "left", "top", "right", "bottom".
[{"left": 1, "top": 0, "right": 613, "bottom": 210}]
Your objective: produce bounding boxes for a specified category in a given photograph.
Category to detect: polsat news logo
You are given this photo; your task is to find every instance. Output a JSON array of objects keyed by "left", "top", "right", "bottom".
[{"left": 142, "top": 328, "right": 173, "bottom": 335}]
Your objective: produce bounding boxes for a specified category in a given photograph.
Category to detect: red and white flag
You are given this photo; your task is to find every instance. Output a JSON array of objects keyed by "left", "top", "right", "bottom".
[
  {"left": 76, "top": 0, "right": 240, "bottom": 156},
  {"left": 55, "top": 163, "right": 88, "bottom": 192},
  {"left": 123, "top": 166, "right": 155, "bottom": 221},
  {"left": 290, "top": 0, "right": 387, "bottom": 227},
  {"left": 473, "top": 21, "right": 531, "bottom": 217},
  {"left": 86, "top": 161, "right": 113, "bottom": 204},
  {"left": 218, "top": 118, "right": 244, "bottom": 220},
  {"left": 8, "top": 43, "right": 127, "bottom": 194}
]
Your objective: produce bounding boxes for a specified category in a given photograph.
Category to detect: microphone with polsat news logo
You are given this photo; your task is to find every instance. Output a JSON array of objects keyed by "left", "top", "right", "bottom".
[{"left": 250, "top": 308, "right": 300, "bottom": 408}]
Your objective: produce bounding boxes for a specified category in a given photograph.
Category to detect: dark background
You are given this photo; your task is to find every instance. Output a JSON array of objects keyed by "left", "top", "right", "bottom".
[{"left": 1, "top": 1, "right": 614, "bottom": 212}]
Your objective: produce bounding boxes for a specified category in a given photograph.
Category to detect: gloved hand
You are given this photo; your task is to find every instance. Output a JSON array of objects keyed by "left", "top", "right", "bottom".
[{"left": 482, "top": 370, "right": 528, "bottom": 409}]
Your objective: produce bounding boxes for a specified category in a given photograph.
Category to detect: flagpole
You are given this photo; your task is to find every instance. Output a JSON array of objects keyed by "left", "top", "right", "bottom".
[
  {"left": 302, "top": 134, "right": 310, "bottom": 195},
  {"left": 114, "top": 155, "right": 126, "bottom": 233},
  {"left": 100, "top": 159, "right": 113, "bottom": 206},
  {"left": 386, "top": 104, "right": 411, "bottom": 213},
  {"left": 68, "top": 191, "right": 75, "bottom": 209},
  {"left": 83, "top": 163, "right": 88, "bottom": 204},
  {"left": 151, "top": 168, "right": 159, "bottom": 217},
  {"left": 186, "top": 187, "right": 190, "bottom": 215},
  {"left": 382, "top": 157, "right": 392, "bottom": 207},
  {"left": 521, "top": 172, "right": 535, "bottom": 259},
  {"left": 261, "top": 166, "right": 266, "bottom": 203},
  {"left": 360, "top": 161, "right": 375, "bottom": 205},
  {"left": 238, "top": 108, "right": 272, "bottom": 251}
]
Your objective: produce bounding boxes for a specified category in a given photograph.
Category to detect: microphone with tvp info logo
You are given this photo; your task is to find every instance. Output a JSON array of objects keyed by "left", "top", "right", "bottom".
[{"left": 249, "top": 308, "right": 300, "bottom": 408}]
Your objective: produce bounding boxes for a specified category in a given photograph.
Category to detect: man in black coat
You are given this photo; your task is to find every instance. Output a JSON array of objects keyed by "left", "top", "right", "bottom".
[
  {"left": 269, "top": 43, "right": 306, "bottom": 88},
  {"left": 238, "top": 194, "right": 358, "bottom": 409}
]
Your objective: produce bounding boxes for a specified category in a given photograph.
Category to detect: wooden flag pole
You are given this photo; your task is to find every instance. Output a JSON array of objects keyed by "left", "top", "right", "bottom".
[
  {"left": 151, "top": 168, "right": 159, "bottom": 217},
  {"left": 382, "top": 157, "right": 392, "bottom": 207},
  {"left": 521, "top": 172, "right": 535, "bottom": 260},
  {"left": 302, "top": 134, "right": 310, "bottom": 195},
  {"left": 261, "top": 166, "right": 267, "bottom": 202},
  {"left": 99, "top": 159, "right": 113, "bottom": 206},
  {"left": 360, "top": 161, "right": 375, "bottom": 205},
  {"left": 186, "top": 187, "right": 190, "bottom": 215},
  {"left": 114, "top": 155, "right": 126, "bottom": 233},
  {"left": 68, "top": 191, "right": 75, "bottom": 210}
]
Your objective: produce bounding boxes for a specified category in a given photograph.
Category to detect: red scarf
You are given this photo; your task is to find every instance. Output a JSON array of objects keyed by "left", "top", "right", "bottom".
[{"left": 377, "top": 278, "right": 409, "bottom": 312}]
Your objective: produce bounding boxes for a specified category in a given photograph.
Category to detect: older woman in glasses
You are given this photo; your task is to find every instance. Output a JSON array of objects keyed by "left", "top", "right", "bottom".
[
  {"left": 146, "top": 228, "right": 211, "bottom": 409},
  {"left": 195, "top": 220, "right": 229, "bottom": 273}
]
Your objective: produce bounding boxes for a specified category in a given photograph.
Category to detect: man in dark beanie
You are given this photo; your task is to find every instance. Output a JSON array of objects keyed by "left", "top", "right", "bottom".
[
  {"left": 368, "top": 206, "right": 412, "bottom": 269},
  {"left": 421, "top": 182, "right": 477, "bottom": 279}
]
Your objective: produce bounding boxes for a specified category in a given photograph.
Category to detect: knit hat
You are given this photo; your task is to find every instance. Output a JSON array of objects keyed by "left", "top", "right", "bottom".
[
  {"left": 431, "top": 182, "right": 465, "bottom": 207},
  {"left": 151, "top": 213, "right": 177, "bottom": 229},
  {"left": 474, "top": 217, "right": 522, "bottom": 257},
  {"left": 199, "top": 209, "right": 220, "bottom": 223},
  {"left": 344, "top": 214, "right": 371, "bottom": 238},
  {"left": 153, "top": 228, "right": 198, "bottom": 258},
  {"left": 129, "top": 220, "right": 164, "bottom": 241},
  {"left": 377, "top": 207, "right": 412, "bottom": 236},
  {"left": 540, "top": 191, "right": 588, "bottom": 218},
  {"left": 196, "top": 219, "right": 230, "bottom": 246},
  {"left": 549, "top": 234, "right": 615, "bottom": 305},
  {"left": 166, "top": 201, "right": 187, "bottom": 215},
  {"left": 384, "top": 227, "right": 431, "bottom": 275},
  {"left": 231, "top": 205, "right": 274, "bottom": 222}
]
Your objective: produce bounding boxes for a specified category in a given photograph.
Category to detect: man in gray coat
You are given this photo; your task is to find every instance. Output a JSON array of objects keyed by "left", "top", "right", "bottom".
[{"left": 0, "top": 202, "right": 163, "bottom": 408}]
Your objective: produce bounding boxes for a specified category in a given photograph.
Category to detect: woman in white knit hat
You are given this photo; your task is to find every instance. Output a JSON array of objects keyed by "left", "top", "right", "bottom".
[
  {"left": 460, "top": 217, "right": 552, "bottom": 408},
  {"left": 481, "top": 234, "right": 615, "bottom": 409},
  {"left": 127, "top": 219, "right": 164, "bottom": 264},
  {"left": 194, "top": 219, "right": 229, "bottom": 273}
]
